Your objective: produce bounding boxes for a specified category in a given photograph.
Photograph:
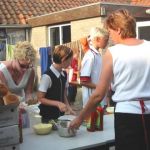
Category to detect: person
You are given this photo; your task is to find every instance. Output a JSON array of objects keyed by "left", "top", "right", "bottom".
[
  {"left": 38, "top": 45, "right": 76, "bottom": 123},
  {"left": 67, "top": 53, "right": 78, "bottom": 105},
  {"left": 80, "top": 27, "right": 109, "bottom": 108},
  {"left": 0, "top": 41, "right": 36, "bottom": 102},
  {"left": 76, "top": 36, "right": 90, "bottom": 72},
  {"left": 80, "top": 36, "right": 90, "bottom": 54},
  {"left": 69, "top": 9, "right": 150, "bottom": 150}
]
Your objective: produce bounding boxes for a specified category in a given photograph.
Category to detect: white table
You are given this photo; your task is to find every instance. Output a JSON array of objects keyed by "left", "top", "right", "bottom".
[{"left": 20, "top": 114, "right": 115, "bottom": 150}]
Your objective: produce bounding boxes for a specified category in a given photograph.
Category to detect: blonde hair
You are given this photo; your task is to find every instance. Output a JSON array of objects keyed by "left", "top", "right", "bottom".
[
  {"left": 105, "top": 9, "right": 136, "bottom": 39},
  {"left": 14, "top": 41, "right": 36, "bottom": 64},
  {"left": 89, "top": 27, "right": 109, "bottom": 40}
]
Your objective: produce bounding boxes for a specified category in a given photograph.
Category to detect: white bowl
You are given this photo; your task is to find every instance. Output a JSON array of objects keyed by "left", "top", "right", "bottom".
[{"left": 33, "top": 123, "right": 52, "bottom": 135}]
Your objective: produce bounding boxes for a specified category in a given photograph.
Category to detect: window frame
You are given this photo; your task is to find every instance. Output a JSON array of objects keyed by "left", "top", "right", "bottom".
[
  {"left": 48, "top": 23, "right": 71, "bottom": 47},
  {"left": 136, "top": 21, "right": 150, "bottom": 39}
]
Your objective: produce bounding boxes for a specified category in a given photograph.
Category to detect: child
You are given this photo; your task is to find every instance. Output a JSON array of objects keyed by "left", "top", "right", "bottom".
[{"left": 38, "top": 45, "right": 76, "bottom": 123}]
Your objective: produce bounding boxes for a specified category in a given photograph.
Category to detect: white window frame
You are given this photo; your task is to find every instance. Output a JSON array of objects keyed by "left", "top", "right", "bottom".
[
  {"left": 48, "top": 23, "right": 71, "bottom": 46},
  {"left": 136, "top": 21, "right": 150, "bottom": 38}
]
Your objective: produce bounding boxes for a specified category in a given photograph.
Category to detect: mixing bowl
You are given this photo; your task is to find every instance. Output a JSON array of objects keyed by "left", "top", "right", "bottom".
[
  {"left": 57, "top": 120, "right": 76, "bottom": 137},
  {"left": 33, "top": 123, "right": 52, "bottom": 135}
]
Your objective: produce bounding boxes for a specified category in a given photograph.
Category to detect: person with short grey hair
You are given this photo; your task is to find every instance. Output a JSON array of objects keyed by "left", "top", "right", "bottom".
[
  {"left": 80, "top": 27, "right": 109, "bottom": 108},
  {"left": 90, "top": 27, "right": 109, "bottom": 40}
]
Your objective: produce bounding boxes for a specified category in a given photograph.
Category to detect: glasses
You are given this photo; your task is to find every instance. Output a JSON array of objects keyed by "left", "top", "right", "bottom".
[{"left": 18, "top": 60, "right": 33, "bottom": 69}]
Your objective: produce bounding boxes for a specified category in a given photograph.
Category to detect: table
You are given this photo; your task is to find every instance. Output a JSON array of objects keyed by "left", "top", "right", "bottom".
[{"left": 20, "top": 114, "right": 115, "bottom": 150}]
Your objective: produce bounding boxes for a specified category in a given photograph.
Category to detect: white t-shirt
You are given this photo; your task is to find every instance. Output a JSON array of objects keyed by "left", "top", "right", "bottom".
[
  {"left": 80, "top": 46, "right": 106, "bottom": 107},
  {"left": 109, "top": 40, "right": 150, "bottom": 114}
]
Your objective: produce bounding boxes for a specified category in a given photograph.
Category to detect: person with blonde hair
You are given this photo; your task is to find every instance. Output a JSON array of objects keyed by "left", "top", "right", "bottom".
[
  {"left": 38, "top": 45, "right": 76, "bottom": 122},
  {"left": 80, "top": 27, "right": 109, "bottom": 108},
  {"left": 0, "top": 41, "right": 36, "bottom": 102},
  {"left": 69, "top": 9, "right": 150, "bottom": 150}
]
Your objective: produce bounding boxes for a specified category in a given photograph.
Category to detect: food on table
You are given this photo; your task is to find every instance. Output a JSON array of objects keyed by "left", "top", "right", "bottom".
[
  {"left": 3, "top": 93, "right": 19, "bottom": 105},
  {"left": 33, "top": 123, "right": 52, "bottom": 135}
]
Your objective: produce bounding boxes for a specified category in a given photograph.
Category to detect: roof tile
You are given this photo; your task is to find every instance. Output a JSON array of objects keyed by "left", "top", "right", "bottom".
[{"left": 0, "top": 0, "right": 149, "bottom": 25}]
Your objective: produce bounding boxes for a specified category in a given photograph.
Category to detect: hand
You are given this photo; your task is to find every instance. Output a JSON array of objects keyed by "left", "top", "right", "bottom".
[
  {"left": 68, "top": 116, "right": 83, "bottom": 132},
  {"left": 26, "top": 98, "right": 38, "bottom": 105},
  {"left": 66, "top": 106, "right": 77, "bottom": 115},
  {"left": 57, "top": 102, "right": 67, "bottom": 112}
]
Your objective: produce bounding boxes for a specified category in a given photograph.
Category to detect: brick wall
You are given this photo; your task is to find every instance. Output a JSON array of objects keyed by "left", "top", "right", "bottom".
[
  {"left": 30, "top": 26, "right": 48, "bottom": 85},
  {"left": 71, "top": 17, "right": 104, "bottom": 41},
  {"left": 30, "top": 26, "right": 48, "bottom": 50}
]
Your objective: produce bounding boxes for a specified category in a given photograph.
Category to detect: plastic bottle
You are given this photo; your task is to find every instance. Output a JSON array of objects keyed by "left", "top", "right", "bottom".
[
  {"left": 86, "top": 111, "right": 97, "bottom": 132},
  {"left": 95, "top": 105, "right": 104, "bottom": 131}
]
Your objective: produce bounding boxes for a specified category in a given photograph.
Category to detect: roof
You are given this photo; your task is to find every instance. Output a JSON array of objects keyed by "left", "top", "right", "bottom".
[{"left": 0, "top": 0, "right": 150, "bottom": 25}]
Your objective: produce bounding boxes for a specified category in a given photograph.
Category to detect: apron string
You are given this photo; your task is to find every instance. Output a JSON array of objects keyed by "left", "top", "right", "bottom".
[{"left": 139, "top": 100, "right": 149, "bottom": 150}]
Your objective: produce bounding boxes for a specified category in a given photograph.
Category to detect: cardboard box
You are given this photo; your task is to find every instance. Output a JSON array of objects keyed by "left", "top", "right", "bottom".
[
  {"left": 0, "top": 144, "right": 20, "bottom": 150},
  {"left": 0, "top": 103, "right": 19, "bottom": 127},
  {"left": 0, "top": 125, "right": 19, "bottom": 147}
]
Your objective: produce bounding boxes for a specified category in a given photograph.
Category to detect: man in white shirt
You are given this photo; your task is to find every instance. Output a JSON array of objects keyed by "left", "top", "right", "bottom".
[{"left": 80, "top": 27, "right": 109, "bottom": 107}]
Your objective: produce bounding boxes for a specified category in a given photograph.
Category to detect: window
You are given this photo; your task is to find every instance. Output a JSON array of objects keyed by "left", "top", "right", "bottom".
[
  {"left": 7, "top": 28, "right": 28, "bottom": 45},
  {"left": 136, "top": 21, "right": 150, "bottom": 40},
  {"left": 48, "top": 24, "right": 71, "bottom": 48}
]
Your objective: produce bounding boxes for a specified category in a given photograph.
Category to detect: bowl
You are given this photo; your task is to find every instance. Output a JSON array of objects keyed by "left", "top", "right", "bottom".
[
  {"left": 57, "top": 120, "right": 76, "bottom": 137},
  {"left": 33, "top": 123, "right": 52, "bottom": 135},
  {"left": 3, "top": 93, "right": 19, "bottom": 105}
]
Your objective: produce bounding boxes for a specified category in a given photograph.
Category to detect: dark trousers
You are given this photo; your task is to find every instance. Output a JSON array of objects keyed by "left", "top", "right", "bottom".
[
  {"left": 68, "top": 85, "right": 77, "bottom": 103},
  {"left": 115, "top": 113, "right": 150, "bottom": 150}
]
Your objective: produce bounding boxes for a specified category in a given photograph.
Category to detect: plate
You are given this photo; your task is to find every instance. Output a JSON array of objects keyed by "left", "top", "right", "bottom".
[{"left": 106, "top": 107, "right": 114, "bottom": 113}]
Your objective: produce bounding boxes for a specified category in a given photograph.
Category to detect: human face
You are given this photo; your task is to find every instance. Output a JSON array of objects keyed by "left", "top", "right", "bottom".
[
  {"left": 99, "top": 37, "right": 109, "bottom": 49},
  {"left": 92, "top": 36, "right": 108, "bottom": 50},
  {"left": 61, "top": 57, "right": 72, "bottom": 69},
  {"left": 18, "top": 59, "right": 33, "bottom": 70}
]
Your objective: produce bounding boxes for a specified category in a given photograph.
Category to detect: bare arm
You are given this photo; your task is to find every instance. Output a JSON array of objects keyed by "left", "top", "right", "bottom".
[
  {"left": 37, "top": 91, "right": 67, "bottom": 113},
  {"left": 80, "top": 81, "right": 96, "bottom": 89},
  {"left": 69, "top": 50, "right": 113, "bottom": 128},
  {"left": 0, "top": 71, "right": 7, "bottom": 85}
]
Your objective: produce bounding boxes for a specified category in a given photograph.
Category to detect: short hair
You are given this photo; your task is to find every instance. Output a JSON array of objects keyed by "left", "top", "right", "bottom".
[
  {"left": 105, "top": 9, "right": 136, "bottom": 39},
  {"left": 14, "top": 41, "right": 36, "bottom": 64},
  {"left": 53, "top": 45, "right": 73, "bottom": 64},
  {"left": 89, "top": 27, "right": 109, "bottom": 40}
]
